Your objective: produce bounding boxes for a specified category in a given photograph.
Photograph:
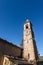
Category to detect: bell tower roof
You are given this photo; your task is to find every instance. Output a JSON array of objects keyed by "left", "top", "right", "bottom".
[
  {"left": 26, "top": 19, "right": 30, "bottom": 22},
  {"left": 24, "top": 19, "right": 32, "bottom": 28},
  {"left": 25, "top": 19, "right": 30, "bottom": 23}
]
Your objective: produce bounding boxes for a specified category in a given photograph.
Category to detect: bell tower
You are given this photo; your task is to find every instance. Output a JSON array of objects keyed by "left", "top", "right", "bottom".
[{"left": 23, "top": 19, "right": 38, "bottom": 63}]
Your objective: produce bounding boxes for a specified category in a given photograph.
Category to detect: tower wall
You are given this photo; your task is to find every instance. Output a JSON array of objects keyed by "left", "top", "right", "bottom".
[{"left": 23, "top": 20, "right": 38, "bottom": 63}]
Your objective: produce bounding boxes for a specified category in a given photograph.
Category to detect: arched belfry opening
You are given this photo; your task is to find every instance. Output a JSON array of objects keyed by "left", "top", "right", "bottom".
[{"left": 26, "top": 24, "right": 28, "bottom": 29}]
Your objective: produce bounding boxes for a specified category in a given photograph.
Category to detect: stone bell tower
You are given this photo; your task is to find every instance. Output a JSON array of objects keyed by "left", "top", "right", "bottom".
[{"left": 23, "top": 19, "right": 38, "bottom": 63}]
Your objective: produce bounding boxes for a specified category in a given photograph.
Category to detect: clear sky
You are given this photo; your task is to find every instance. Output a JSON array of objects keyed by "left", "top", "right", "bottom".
[{"left": 0, "top": 0, "right": 43, "bottom": 56}]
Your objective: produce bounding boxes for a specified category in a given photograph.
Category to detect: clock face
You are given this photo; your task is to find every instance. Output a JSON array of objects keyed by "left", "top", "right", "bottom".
[{"left": 25, "top": 30, "right": 30, "bottom": 36}]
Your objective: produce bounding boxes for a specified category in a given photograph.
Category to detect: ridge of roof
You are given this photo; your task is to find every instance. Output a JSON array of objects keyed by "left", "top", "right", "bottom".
[{"left": 0, "top": 38, "right": 23, "bottom": 49}]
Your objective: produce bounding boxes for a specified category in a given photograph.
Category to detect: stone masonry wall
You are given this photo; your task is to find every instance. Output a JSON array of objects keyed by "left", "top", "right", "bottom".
[{"left": 0, "top": 39, "right": 22, "bottom": 58}]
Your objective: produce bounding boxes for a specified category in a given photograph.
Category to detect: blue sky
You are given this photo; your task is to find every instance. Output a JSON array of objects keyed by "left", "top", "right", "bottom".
[{"left": 0, "top": 0, "right": 43, "bottom": 56}]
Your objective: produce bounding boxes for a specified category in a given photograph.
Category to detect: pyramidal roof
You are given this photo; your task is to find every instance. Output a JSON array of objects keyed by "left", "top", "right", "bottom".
[{"left": 25, "top": 19, "right": 30, "bottom": 23}]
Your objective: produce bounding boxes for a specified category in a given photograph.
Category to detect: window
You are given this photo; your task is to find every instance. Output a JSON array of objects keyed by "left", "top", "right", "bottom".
[
  {"left": 27, "top": 40, "right": 29, "bottom": 43},
  {"left": 26, "top": 25, "right": 28, "bottom": 29},
  {"left": 28, "top": 53, "right": 30, "bottom": 59}
]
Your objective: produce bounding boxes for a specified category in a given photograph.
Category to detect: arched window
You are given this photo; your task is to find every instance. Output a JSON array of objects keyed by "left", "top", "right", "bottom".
[
  {"left": 26, "top": 24, "right": 28, "bottom": 29},
  {"left": 26, "top": 26, "right": 28, "bottom": 29},
  {"left": 28, "top": 53, "right": 30, "bottom": 59}
]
